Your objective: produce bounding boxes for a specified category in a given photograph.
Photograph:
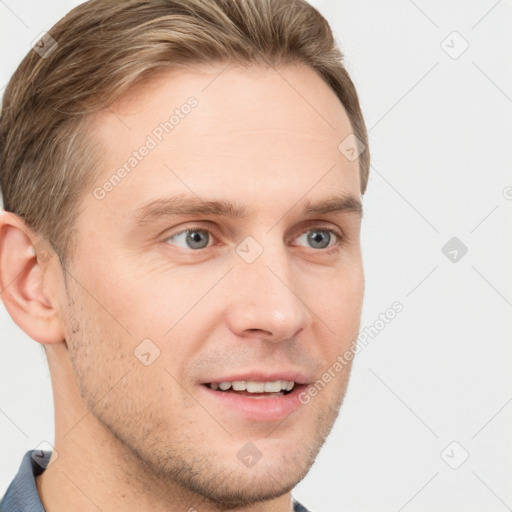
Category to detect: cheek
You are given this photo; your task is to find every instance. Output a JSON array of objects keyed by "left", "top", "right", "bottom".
[
  {"left": 73, "top": 258, "right": 166, "bottom": 340},
  {"left": 63, "top": 298, "right": 125, "bottom": 406},
  {"left": 63, "top": 259, "right": 139, "bottom": 363},
  {"left": 313, "top": 265, "right": 364, "bottom": 357},
  {"left": 97, "top": 252, "right": 221, "bottom": 339},
  {"left": 318, "top": 263, "right": 364, "bottom": 315}
]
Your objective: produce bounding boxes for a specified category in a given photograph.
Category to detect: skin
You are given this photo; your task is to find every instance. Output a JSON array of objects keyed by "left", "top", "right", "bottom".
[{"left": 0, "top": 62, "right": 364, "bottom": 512}]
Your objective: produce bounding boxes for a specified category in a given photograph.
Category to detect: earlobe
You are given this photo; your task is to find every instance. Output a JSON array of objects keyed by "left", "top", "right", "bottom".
[{"left": 0, "top": 211, "right": 66, "bottom": 345}]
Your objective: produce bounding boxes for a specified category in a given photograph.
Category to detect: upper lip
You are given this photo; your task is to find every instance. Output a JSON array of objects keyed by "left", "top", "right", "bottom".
[{"left": 199, "top": 370, "right": 311, "bottom": 386}]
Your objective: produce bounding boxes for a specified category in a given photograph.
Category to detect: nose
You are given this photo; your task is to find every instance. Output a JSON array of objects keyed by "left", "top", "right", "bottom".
[{"left": 225, "top": 241, "right": 313, "bottom": 343}]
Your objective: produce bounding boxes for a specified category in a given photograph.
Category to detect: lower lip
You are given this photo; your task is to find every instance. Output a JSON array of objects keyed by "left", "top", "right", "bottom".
[{"left": 198, "top": 384, "right": 306, "bottom": 422}]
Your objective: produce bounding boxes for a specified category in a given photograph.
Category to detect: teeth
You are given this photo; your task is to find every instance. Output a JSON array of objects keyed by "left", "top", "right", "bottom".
[
  {"left": 208, "top": 380, "right": 295, "bottom": 393},
  {"left": 232, "top": 380, "right": 246, "bottom": 390},
  {"left": 264, "top": 381, "right": 282, "bottom": 392},
  {"left": 246, "top": 381, "right": 265, "bottom": 392}
]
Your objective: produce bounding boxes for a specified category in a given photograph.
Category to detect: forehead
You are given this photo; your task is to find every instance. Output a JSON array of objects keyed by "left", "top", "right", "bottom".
[{"left": 87, "top": 63, "right": 361, "bottom": 215}]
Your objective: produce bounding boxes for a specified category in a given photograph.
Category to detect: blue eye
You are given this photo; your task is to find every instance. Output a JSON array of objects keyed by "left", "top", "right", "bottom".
[
  {"left": 165, "top": 228, "right": 212, "bottom": 249},
  {"left": 164, "top": 226, "right": 342, "bottom": 251},
  {"left": 295, "top": 229, "right": 339, "bottom": 249}
]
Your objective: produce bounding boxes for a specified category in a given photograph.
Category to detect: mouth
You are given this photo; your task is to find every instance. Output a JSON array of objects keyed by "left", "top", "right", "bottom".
[
  {"left": 202, "top": 379, "right": 296, "bottom": 398},
  {"left": 198, "top": 374, "right": 310, "bottom": 422}
]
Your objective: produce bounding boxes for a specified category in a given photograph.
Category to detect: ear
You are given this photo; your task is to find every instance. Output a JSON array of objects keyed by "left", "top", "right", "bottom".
[{"left": 0, "top": 210, "right": 66, "bottom": 345}]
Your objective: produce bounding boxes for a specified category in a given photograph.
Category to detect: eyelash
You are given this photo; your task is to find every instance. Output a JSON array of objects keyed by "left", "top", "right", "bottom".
[{"left": 163, "top": 223, "right": 344, "bottom": 253}]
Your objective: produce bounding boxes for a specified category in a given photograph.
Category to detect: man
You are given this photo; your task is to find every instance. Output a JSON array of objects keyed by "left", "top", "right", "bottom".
[{"left": 0, "top": 0, "right": 369, "bottom": 510}]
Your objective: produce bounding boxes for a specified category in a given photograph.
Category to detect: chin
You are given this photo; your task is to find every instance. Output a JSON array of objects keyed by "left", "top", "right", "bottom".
[
  {"left": 190, "top": 463, "right": 306, "bottom": 510},
  {"left": 189, "top": 440, "right": 319, "bottom": 508}
]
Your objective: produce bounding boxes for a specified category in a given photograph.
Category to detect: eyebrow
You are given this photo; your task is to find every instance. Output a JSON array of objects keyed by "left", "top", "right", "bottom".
[{"left": 132, "top": 193, "right": 363, "bottom": 225}]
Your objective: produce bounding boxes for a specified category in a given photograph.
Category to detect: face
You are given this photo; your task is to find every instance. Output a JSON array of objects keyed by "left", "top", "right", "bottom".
[{"left": 61, "top": 63, "right": 364, "bottom": 508}]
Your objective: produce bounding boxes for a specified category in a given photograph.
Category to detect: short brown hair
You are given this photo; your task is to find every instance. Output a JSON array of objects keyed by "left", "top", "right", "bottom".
[{"left": 0, "top": 0, "right": 369, "bottom": 268}]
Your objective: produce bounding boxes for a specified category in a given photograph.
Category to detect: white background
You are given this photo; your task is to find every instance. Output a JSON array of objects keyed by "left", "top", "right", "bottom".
[{"left": 1, "top": 1, "right": 511, "bottom": 511}]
